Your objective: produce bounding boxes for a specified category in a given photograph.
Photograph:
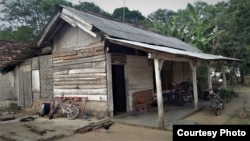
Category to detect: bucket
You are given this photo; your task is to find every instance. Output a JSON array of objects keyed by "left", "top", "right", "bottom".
[{"left": 39, "top": 103, "right": 50, "bottom": 116}]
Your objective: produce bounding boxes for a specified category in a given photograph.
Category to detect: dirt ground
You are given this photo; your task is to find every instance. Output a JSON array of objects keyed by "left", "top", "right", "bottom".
[
  {"left": 56, "top": 123, "right": 172, "bottom": 141},
  {"left": 56, "top": 85, "right": 250, "bottom": 141},
  {"left": 0, "top": 85, "right": 249, "bottom": 141}
]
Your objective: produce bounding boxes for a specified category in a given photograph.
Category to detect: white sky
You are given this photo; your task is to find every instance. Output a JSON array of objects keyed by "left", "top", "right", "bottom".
[{"left": 69, "top": 0, "right": 227, "bottom": 16}]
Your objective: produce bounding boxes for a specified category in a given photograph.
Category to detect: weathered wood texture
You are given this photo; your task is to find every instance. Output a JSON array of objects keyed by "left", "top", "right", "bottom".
[
  {"left": 0, "top": 71, "right": 17, "bottom": 106},
  {"left": 53, "top": 46, "right": 106, "bottom": 101},
  {"left": 173, "top": 62, "right": 192, "bottom": 83},
  {"left": 52, "top": 24, "right": 106, "bottom": 114},
  {"left": 126, "top": 55, "right": 154, "bottom": 111},
  {"left": 53, "top": 24, "right": 102, "bottom": 51},
  {"left": 18, "top": 63, "right": 32, "bottom": 107}
]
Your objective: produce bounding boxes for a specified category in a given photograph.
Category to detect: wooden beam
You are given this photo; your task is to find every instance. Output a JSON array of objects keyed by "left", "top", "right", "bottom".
[
  {"left": 38, "top": 12, "right": 60, "bottom": 46},
  {"left": 60, "top": 14, "right": 76, "bottom": 27},
  {"left": 60, "top": 12, "right": 96, "bottom": 37},
  {"left": 159, "top": 59, "right": 164, "bottom": 70},
  {"left": 154, "top": 58, "right": 165, "bottom": 129},
  {"left": 54, "top": 94, "right": 107, "bottom": 101},
  {"left": 149, "top": 53, "right": 195, "bottom": 62},
  {"left": 54, "top": 88, "right": 107, "bottom": 95},
  {"left": 77, "top": 23, "right": 97, "bottom": 37},
  {"left": 62, "top": 8, "right": 93, "bottom": 30}
]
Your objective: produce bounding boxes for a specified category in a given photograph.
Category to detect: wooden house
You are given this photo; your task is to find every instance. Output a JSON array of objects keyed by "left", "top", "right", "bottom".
[{"left": 0, "top": 5, "right": 239, "bottom": 128}]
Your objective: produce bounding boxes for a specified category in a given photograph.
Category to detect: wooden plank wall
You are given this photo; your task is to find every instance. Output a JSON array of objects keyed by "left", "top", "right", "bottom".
[
  {"left": 173, "top": 62, "right": 192, "bottom": 83},
  {"left": 126, "top": 55, "right": 154, "bottom": 111},
  {"left": 51, "top": 24, "right": 109, "bottom": 115},
  {"left": 52, "top": 46, "right": 107, "bottom": 101}
]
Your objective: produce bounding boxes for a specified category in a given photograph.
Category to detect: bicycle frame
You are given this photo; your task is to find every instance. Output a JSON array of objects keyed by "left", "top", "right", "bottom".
[
  {"left": 49, "top": 99, "right": 80, "bottom": 120},
  {"left": 62, "top": 103, "right": 75, "bottom": 114},
  {"left": 209, "top": 92, "right": 224, "bottom": 116}
]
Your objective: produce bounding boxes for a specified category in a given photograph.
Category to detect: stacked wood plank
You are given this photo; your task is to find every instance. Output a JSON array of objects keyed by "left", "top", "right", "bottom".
[{"left": 52, "top": 45, "right": 108, "bottom": 101}]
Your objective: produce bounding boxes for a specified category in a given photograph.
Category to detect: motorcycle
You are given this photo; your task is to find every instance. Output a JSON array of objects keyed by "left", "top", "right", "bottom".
[{"left": 209, "top": 87, "right": 225, "bottom": 116}]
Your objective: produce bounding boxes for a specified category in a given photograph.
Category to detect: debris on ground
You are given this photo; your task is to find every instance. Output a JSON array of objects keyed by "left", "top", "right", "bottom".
[
  {"left": 24, "top": 124, "right": 47, "bottom": 135},
  {"left": 0, "top": 116, "right": 15, "bottom": 121},
  {"left": 76, "top": 119, "right": 114, "bottom": 134}
]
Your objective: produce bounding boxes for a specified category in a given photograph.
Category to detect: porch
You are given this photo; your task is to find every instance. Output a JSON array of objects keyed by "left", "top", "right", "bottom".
[{"left": 112, "top": 98, "right": 209, "bottom": 130}]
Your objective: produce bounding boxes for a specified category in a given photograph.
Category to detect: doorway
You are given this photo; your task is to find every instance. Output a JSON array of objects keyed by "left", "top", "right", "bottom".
[{"left": 112, "top": 65, "right": 126, "bottom": 116}]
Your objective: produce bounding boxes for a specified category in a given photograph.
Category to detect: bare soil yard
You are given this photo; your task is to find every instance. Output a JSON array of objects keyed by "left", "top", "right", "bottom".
[
  {"left": 57, "top": 85, "right": 250, "bottom": 141},
  {"left": 0, "top": 85, "right": 249, "bottom": 141}
]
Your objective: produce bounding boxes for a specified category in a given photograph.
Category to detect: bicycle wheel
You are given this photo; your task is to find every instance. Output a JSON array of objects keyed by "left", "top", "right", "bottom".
[{"left": 67, "top": 107, "right": 79, "bottom": 120}]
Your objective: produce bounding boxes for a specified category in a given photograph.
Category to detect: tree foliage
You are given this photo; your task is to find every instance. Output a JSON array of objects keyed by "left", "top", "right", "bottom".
[
  {"left": 112, "top": 7, "right": 145, "bottom": 25},
  {"left": 74, "top": 2, "right": 112, "bottom": 18},
  {"left": 0, "top": 0, "right": 72, "bottom": 42},
  {"left": 0, "top": 0, "right": 249, "bottom": 79}
]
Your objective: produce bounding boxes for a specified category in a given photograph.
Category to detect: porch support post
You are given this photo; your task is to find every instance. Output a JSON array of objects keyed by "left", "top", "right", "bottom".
[
  {"left": 206, "top": 61, "right": 213, "bottom": 94},
  {"left": 189, "top": 61, "right": 198, "bottom": 110},
  {"left": 222, "top": 65, "right": 227, "bottom": 89},
  {"left": 154, "top": 58, "right": 165, "bottom": 129}
]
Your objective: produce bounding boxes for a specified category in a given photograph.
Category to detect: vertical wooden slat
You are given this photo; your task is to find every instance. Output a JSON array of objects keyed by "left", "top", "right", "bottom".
[{"left": 106, "top": 53, "right": 113, "bottom": 117}]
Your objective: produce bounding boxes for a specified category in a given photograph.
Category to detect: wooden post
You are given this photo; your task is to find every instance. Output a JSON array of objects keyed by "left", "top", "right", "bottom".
[
  {"left": 222, "top": 66, "right": 227, "bottom": 89},
  {"left": 206, "top": 61, "right": 213, "bottom": 94},
  {"left": 154, "top": 58, "right": 164, "bottom": 129},
  {"left": 106, "top": 53, "right": 114, "bottom": 117},
  {"left": 189, "top": 61, "right": 198, "bottom": 110}
]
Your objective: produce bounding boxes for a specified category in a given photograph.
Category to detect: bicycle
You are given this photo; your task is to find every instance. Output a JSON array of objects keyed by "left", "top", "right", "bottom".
[
  {"left": 49, "top": 98, "right": 80, "bottom": 120},
  {"left": 238, "top": 100, "right": 250, "bottom": 118},
  {"left": 205, "top": 87, "right": 225, "bottom": 116}
]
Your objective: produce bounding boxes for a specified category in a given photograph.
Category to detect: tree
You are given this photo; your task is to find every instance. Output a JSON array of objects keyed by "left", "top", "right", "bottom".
[
  {"left": 112, "top": 7, "right": 145, "bottom": 25},
  {"left": 74, "top": 2, "right": 112, "bottom": 18},
  {"left": 223, "top": 0, "right": 250, "bottom": 82},
  {"left": 146, "top": 9, "right": 179, "bottom": 37},
  {"left": 0, "top": 0, "right": 73, "bottom": 42}
]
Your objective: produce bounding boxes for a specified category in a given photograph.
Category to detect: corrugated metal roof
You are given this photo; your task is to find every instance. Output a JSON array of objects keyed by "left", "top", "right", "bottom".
[
  {"left": 60, "top": 5, "right": 202, "bottom": 53},
  {"left": 107, "top": 38, "right": 241, "bottom": 61}
]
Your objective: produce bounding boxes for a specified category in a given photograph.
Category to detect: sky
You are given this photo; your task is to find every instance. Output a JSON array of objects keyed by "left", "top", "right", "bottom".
[{"left": 69, "top": 0, "right": 227, "bottom": 16}]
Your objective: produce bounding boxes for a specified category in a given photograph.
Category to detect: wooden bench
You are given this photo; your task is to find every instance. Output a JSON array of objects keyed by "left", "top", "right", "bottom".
[{"left": 132, "top": 89, "right": 155, "bottom": 112}]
